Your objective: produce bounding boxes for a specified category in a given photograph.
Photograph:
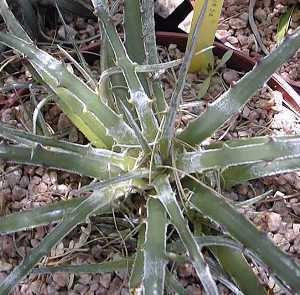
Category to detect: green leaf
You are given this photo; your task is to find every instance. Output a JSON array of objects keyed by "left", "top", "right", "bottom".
[
  {"left": 0, "top": 32, "right": 138, "bottom": 147},
  {"left": 143, "top": 198, "right": 168, "bottom": 295},
  {"left": 159, "top": 0, "right": 209, "bottom": 160},
  {"left": 276, "top": 5, "right": 296, "bottom": 45},
  {"left": 154, "top": 175, "right": 218, "bottom": 295},
  {"left": 0, "top": 197, "right": 110, "bottom": 234},
  {"left": 215, "top": 50, "right": 233, "bottom": 72},
  {"left": 177, "top": 136, "right": 300, "bottom": 174},
  {"left": 212, "top": 247, "right": 267, "bottom": 295},
  {"left": 124, "top": 0, "right": 149, "bottom": 94},
  {"left": 140, "top": 0, "right": 167, "bottom": 117},
  {"left": 0, "top": 143, "right": 127, "bottom": 180},
  {"left": 0, "top": 174, "right": 133, "bottom": 294},
  {"left": 92, "top": 0, "right": 159, "bottom": 141},
  {"left": 222, "top": 157, "right": 300, "bottom": 187},
  {"left": 129, "top": 225, "right": 145, "bottom": 291},
  {"left": 197, "top": 75, "right": 212, "bottom": 99},
  {"left": 33, "top": 259, "right": 132, "bottom": 274},
  {"left": 187, "top": 181, "right": 300, "bottom": 292},
  {"left": 178, "top": 26, "right": 300, "bottom": 145}
]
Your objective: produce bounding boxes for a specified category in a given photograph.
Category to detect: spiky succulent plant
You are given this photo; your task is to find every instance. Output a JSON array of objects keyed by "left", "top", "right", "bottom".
[{"left": 1, "top": 0, "right": 300, "bottom": 294}]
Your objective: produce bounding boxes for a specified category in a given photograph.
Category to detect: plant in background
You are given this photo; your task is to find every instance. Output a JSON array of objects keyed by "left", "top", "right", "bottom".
[
  {"left": 276, "top": 3, "right": 300, "bottom": 45},
  {"left": 0, "top": 0, "right": 300, "bottom": 294},
  {"left": 188, "top": 0, "right": 224, "bottom": 73}
]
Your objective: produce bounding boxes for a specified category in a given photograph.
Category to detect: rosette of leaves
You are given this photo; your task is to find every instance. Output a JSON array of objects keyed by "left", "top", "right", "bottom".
[{"left": 0, "top": 0, "right": 300, "bottom": 294}]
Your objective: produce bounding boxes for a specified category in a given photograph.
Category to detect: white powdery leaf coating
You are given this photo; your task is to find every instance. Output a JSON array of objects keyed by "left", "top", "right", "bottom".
[
  {"left": 108, "top": 122, "right": 137, "bottom": 145},
  {"left": 187, "top": 153, "right": 205, "bottom": 172},
  {"left": 143, "top": 246, "right": 165, "bottom": 294},
  {"left": 35, "top": 50, "right": 61, "bottom": 71},
  {"left": 211, "top": 93, "right": 242, "bottom": 116},
  {"left": 160, "top": 191, "right": 176, "bottom": 206},
  {"left": 248, "top": 160, "right": 296, "bottom": 178},
  {"left": 180, "top": 151, "right": 209, "bottom": 173},
  {"left": 131, "top": 90, "right": 150, "bottom": 112}
]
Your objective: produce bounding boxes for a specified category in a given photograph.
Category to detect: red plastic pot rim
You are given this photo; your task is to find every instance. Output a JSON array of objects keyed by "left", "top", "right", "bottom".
[{"left": 81, "top": 31, "right": 300, "bottom": 115}]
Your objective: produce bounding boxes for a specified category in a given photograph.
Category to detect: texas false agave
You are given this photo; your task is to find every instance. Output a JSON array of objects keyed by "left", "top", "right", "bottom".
[{"left": 0, "top": 0, "right": 300, "bottom": 294}]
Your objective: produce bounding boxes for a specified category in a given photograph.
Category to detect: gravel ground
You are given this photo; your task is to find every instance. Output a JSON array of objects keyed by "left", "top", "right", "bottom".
[
  {"left": 156, "top": 0, "right": 300, "bottom": 83},
  {"left": 0, "top": 1, "right": 300, "bottom": 294}
]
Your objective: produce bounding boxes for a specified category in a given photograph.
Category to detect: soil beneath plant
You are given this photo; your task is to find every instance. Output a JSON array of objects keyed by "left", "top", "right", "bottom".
[{"left": 0, "top": 1, "right": 300, "bottom": 294}]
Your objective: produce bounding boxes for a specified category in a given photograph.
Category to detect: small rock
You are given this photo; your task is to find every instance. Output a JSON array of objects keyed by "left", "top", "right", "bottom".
[
  {"left": 216, "top": 29, "right": 231, "bottom": 41},
  {"left": 86, "top": 24, "right": 96, "bottom": 36},
  {"left": 42, "top": 173, "right": 52, "bottom": 185},
  {"left": 29, "top": 280, "right": 44, "bottom": 294},
  {"left": 35, "top": 167, "right": 45, "bottom": 176},
  {"left": 0, "top": 188, "right": 12, "bottom": 202},
  {"left": 57, "top": 113, "right": 72, "bottom": 132},
  {"left": 69, "top": 127, "right": 79, "bottom": 143},
  {"left": 31, "top": 176, "right": 41, "bottom": 185},
  {"left": 76, "top": 17, "right": 86, "bottom": 30},
  {"left": 6, "top": 168, "right": 22, "bottom": 187},
  {"left": 293, "top": 224, "right": 300, "bottom": 233},
  {"left": 95, "top": 286, "right": 108, "bottom": 295},
  {"left": 186, "top": 284, "right": 202, "bottom": 294},
  {"left": 255, "top": 7, "right": 267, "bottom": 22},
  {"left": 285, "top": 229, "right": 297, "bottom": 242},
  {"left": 56, "top": 184, "right": 69, "bottom": 195},
  {"left": 293, "top": 235, "right": 300, "bottom": 254},
  {"left": 99, "top": 273, "right": 111, "bottom": 289},
  {"left": 223, "top": 69, "right": 240, "bottom": 85},
  {"left": 19, "top": 175, "right": 29, "bottom": 188},
  {"left": 272, "top": 233, "right": 284, "bottom": 245},
  {"left": 239, "top": 12, "right": 249, "bottom": 22},
  {"left": 237, "top": 34, "right": 249, "bottom": 46},
  {"left": 229, "top": 18, "right": 247, "bottom": 29},
  {"left": 53, "top": 273, "right": 69, "bottom": 288},
  {"left": 78, "top": 274, "right": 92, "bottom": 285},
  {"left": 242, "top": 105, "right": 251, "bottom": 118},
  {"left": 12, "top": 185, "right": 27, "bottom": 201},
  {"left": 33, "top": 182, "right": 48, "bottom": 194},
  {"left": 31, "top": 239, "right": 40, "bottom": 248},
  {"left": 0, "top": 179, "right": 9, "bottom": 190},
  {"left": 107, "top": 276, "right": 123, "bottom": 295},
  {"left": 23, "top": 166, "right": 35, "bottom": 176},
  {"left": 291, "top": 203, "right": 300, "bottom": 216},
  {"left": 178, "top": 263, "right": 194, "bottom": 278},
  {"left": 277, "top": 175, "right": 287, "bottom": 186},
  {"left": 58, "top": 25, "right": 77, "bottom": 40},
  {"left": 89, "top": 283, "right": 100, "bottom": 293},
  {"left": 267, "top": 212, "right": 282, "bottom": 232},
  {"left": 0, "top": 260, "right": 12, "bottom": 272},
  {"left": 227, "top": 36, "right": 239, "bottom": 44},
  {"left": 237, "top": 184, "right": 249, "bottom": 195},
  {"left": 1, "top": 109, "right": 15, "bottom": 122}
]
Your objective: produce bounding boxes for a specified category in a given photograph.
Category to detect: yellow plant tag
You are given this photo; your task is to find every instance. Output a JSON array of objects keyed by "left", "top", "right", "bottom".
[{"left": 188, "top": 0, "right": 224, "bottom": 73}]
